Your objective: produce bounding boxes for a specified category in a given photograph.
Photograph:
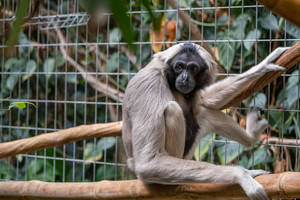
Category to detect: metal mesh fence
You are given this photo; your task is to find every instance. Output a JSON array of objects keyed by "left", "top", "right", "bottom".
[{"left": 0, "top": 0, "right": 299, "bottom": 183}]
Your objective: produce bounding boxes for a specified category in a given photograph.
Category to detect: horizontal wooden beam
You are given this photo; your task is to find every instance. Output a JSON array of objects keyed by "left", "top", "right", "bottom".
[
  {"left": 0, "top": 121, "right": 122, "bottom": 158},
  {"left": 0, "top": 173, "right": 299, "bottom": 199}
]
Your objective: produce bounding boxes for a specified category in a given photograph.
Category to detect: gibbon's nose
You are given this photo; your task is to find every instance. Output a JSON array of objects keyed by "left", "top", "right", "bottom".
[{"left": 182, "top": 71, "right": 189, "bottom": 83}]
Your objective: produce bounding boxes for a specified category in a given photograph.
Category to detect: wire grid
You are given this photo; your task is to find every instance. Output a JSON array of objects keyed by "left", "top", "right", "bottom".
[{"left": 0, "top": 0, "right": 299, "bottom": 183}]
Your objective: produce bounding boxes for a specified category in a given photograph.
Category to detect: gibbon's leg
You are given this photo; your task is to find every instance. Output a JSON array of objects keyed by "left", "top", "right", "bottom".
[
  {"left": 133, "top": 144, "right": 269, "bottom": 200},
  {"left": 199, "top": 47, "right": 288, "bottom": 109},
  {"left": 132, "top": 108, "right": 269, "bottom": 200},
  {"left": 198, "top": 107, "right": 267, "bottom": 147},
  {"left": 164, "top": 101, "right": 186, "bottom": 158}
]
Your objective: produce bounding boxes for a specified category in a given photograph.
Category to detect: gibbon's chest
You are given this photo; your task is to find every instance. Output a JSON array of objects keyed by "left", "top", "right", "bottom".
[{"left": 173, "top": 92, "right": 200, "bottom": 157}]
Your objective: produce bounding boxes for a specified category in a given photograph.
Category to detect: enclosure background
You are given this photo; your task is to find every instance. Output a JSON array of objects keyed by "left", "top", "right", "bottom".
[{"left": 0, "top": 0, "right": 299, "bottom": 182}]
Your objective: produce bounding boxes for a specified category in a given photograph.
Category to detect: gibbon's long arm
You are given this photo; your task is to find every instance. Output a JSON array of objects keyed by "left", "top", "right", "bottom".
[
  {"left": 198, "top": 107, "right": 267, "bottom": 147},
  {"left": 199, "top": 47, "right": 288, "bottom": 110}
]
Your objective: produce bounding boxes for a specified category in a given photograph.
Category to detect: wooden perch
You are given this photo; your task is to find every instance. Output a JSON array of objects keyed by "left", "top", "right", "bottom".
[
  {"left": 0, "top": 41, "right": 299, "bottom": 158},
  {"left": 264, "top": 137, "right": 300, "bottom": 146},
  {"left": 0, "top": 122, "right": 122, "bottom": 158},
  {"left": 257, "top": 0, "right": 300, "bottom": 27},
  {"left": 222, "top": 40, "right": 300, "bottom": 109},
  {"left": 0, "top": 172, "right": 299, "bottom": 199}
]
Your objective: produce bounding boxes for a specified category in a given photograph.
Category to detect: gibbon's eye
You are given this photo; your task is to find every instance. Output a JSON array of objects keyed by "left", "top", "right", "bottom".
[
  {"left": 188, "top": 62, "right": 200, "bottom": 74},
  {"left": 173, "top": 61, "right": 185, "bottom": 73}
]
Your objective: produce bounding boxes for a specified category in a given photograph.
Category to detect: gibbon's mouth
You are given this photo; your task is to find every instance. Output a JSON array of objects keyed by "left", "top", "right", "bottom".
[{"left": 176, "top": 84, "right": 194, "bottom": 94}]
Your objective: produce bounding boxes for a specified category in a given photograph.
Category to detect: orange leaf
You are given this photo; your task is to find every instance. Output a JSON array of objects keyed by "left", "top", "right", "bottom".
[
  {"left": 166, "top": 19, "right": 176, "bottom": 42},
  {"left": 210, "top": 47, "right": 219, "bottom": 61},
  {"left": 239, "top": 117, "right": 246, "bottom": 129},
  {"left": 149, "top": 18, "right": 165, "bottom": 53}
]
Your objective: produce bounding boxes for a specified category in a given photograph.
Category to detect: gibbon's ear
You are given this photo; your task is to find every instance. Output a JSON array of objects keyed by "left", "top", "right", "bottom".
[
  {"left": 193, "top": 44, "right": 218, "bottom": 82},
  {"left": 153, "top": 43, "right": 184, "bottom": 64},
  {"left": 194, "top": 45, "right": 218, "bottom": 72}
]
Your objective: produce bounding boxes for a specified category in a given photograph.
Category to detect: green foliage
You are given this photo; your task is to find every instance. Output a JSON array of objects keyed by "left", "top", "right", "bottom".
[
  {"left": 43, "top": 58, "right": 56, "bottom": 79},
  {"left": 8, "top": 101, "right": 35, "bottom": 110},
  {"left": 109, "top": 0, "right": 135, "bottom": 47},
  {"left": 244, "top": 29, "right": 261, "bottom": 51},
  {"left": 247, "top": 148, "right": 273, "bottom": 168},
  {"left": 194, "top": 134, "right": 215, "bottom": 161},
  {"left": 259, "top": 14, "right": 279, "bottom": 31},
  {"left": 249, "top": 93, "right": 267, "bottom": 108},
  {"left": 277, "top": 70, "right": 299, "bottom": 109},
  {"left": 26, "top": 148, "right": 69, "bottom": 181},
  {"left": 0, "top": 160, "right": 15, "bottom": 179},
  {"left": 84, "top": 137, "right": 116, "bottom": 162},
  {"left": 217, "top": 140, "right": 244, "bottom": 165}
]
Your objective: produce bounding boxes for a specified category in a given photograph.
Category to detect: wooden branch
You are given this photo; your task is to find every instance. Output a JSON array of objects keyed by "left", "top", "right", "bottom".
[
  {"left": 0, "top": 122, "right": 299, "bottom": 158},
  {"left": 0, "top": 122, "right": 122, "bottom": 158},
  {"left": 257, "top": 0, "right": 300, "bottom": 27},
  {"left": 222, "top": 40, "right": 300, "bottom": 109},
  {"left": 0, "top": 172, "right": 299, "bottom": 199},
  {"left": 264, "top": 137, "right": 300, "bottom": 146},
  {"left": 56, "top": 29, "right": 124, "bottom": 102}
]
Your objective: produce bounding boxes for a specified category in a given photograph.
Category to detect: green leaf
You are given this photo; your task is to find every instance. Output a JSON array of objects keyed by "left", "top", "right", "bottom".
[
  {"left": 217, "top": 142, "right": 244, "bottom": 165},
  {"left": 18, "top": 34, "right": 33, "bottom": 56},
  {"left": 109, "top": 0, "right": 135, "bottom": 47},
  {"left": 217, "top": 41, "right": 236, "bottom": 71},
  {"left": 238, "top": 155, "right": 249, "bottom": 168},
  {"left": 244, "top": 29, "right": 261, "bottom": 51},
  {"left": 259, "top": 14, "right": 279, "bottom": 31},
  {"left": 96, "top": 165, "right": 116, "bottom": 180},
  {"left": 84, "top": 138, "right": 115, "bottom": 163},
  {"left": 231, "top": 0, "right": 242, "bottom": 5},
  {"left": 194, "top": 134, "right": 215, "bottom": 161},
  {"left": 9, "top": 102, "right": 26, "bottom": 109},
  {"left": 66, "top": 74, "right": 77, "bottom": 84},
  {"left": 84, "top": 143, "right": 103, "bottom": 163},
  {"left": 141, "top": 0, "right": 164, "bottom": 31},
  {"left": 277, "top": 70, "right": 299, "bottom": 108},
  {"left": 6, "top": 74, "right": 18, "bottom": 91},
  {"left": 78, "top": 0, "right": 105, "bottom": 13},
  {"left": 284, "top": 21, "right": 300, "bottom": 38},
  {"left": 268, "top": 110, "right": 282, "bottom": 129},
  {"left": 55, "top": 53, "right": 65, "bottom": 68},
  {"left": 106, "top": 53, "right": 119, "bottom": 72},
  {"left": 8, "top": 102, "right": 35, "bottom": 110},
  {"left": 97, "top": 137, "right": 116, "bottom": 150},
  {"left": 6, "top": 0, "right": 30, "bottom": 47},
  {"left": 293, "top": 117, "right": 300, "bottom": 138},
  {"left": 22, "top": 60, "right": 36, "bottom": 81},
  {"left": 4, "top": 58, "right": 18, "bottom": 71},
  {"left": 249, "top": 93, "right": 267, "bottom": 108},
  {"left": 0, "top": 160, "right": 15, "bottom": 179},
  {"left": 109, "top": 28, "right": 122, "bottom": 44},
  {"left": 27, "top": 159, "right": 54, "bottom": 181},
  {"left": 247, "top": 148, "right": 272, "bottom": 168},
  {"left": 43, "top": 58, "right": 56, "bottom": 79},
  {"left": 232, "top": 14, "right": 249, "bottom": 39}
]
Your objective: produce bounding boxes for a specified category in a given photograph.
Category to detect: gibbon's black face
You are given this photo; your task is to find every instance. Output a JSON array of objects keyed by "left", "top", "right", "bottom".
[{"left": 166, "top": 44, "right": 210, "bottom": 96}]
